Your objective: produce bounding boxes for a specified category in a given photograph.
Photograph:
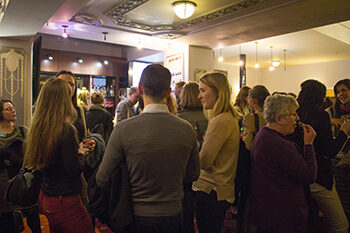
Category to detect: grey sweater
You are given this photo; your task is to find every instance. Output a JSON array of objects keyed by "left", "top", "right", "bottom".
[{"left": 96, "top": 109, "right": 200, "bottom": 217}]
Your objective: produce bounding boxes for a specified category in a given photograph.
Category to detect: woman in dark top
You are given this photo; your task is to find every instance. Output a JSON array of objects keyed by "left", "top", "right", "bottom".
[
  {"left": 326, "top": 79, "right": 350, "bottom": 226},
  {"left": 294, "top": 79, "right": 350, "bottom": 233},
  {"left": 251, "top": 94, "right": 317, "bottom": 233},
  {"left": 22, "top": 78, "right": 94, "bottom": 233},
  {"left": 0, "top": 100, "right": 41, "bottom": 233}
]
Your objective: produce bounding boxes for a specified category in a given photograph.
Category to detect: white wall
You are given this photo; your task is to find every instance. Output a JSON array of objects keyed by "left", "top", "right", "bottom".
[
  {"left": 188, "top": 46, "right": 214, "bottom": 82},
  {"left": 247, "top": 59, "right": 350, "bottom": 95}
]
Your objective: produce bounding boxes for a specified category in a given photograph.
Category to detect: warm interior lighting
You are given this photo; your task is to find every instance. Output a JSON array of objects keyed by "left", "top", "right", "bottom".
[
  {"left": 254, "top": 42, "right": 259, "bottom": 69},
  {"left": 218, "top": 48, "right": 223, "bottom": 62},
  {"left": 76, "top": 57, "right": 83, "bottom": 63},
  {"left": 269, "top": 66, "right": 275, "bottom": 71},
  {"left": 172, "top": 1, "right": 197, "bottom": 19},
  {"left": 104, "top": 60, "right": 109, "bottom": 65},
  {"left": 62, "top": 25, "right": 68, "bottom": 38},
  {"left": 272, "top": 60, "right": 280, "bottom": 67},
  {"left": 47, "top": 54, "right": 53, "bottom": 61},
  {"left": 238, "top": 60, "right": 244, "bottom": 66}
]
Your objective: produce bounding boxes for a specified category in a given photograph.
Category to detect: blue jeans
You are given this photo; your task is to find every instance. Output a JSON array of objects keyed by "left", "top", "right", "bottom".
[{"left": 195, "top": 190, "right": 230, "bottom": 233}]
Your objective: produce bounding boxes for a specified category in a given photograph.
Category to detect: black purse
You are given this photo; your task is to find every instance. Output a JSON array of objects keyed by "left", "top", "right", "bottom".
[{"left": 4, "top": 169, "right": 42, "bottom": 207}]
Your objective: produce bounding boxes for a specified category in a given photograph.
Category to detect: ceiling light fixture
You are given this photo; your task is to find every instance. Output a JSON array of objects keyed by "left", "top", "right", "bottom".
[
  {"left": 137, "top": 39, "right": 143, "bottom": 49},
  {"left": 218, "top": 48, "right": 224, "bottom": 62},
  {"left": 254, "top": 42, "right": 259, "bottom": 68},
  {"left": 172, "top": 1, "right": 197, "bottom": 19},
  {"left": 102, "top": 32, "right": 108, "bottom": 41},
  {"left": 238, "top": 44, "right": 244, "bottom": 66},
  {"left": 46, "top": 54, "right": 53, "bottom": 61},
  {"left": 62, "top": 25, "right": 68, "bottom": 38},
  {"left": 269, "top": 46, "right": 274, "bottom": 71},
  {"left": 104, "top": 60, "right": 109, "bottom": 65},
  {"left": 76, "top": 57, "right": 83, "bottom": 63},
  {"left": 270, "top": 46, "right": 280, "bottom": 67},
  {"left": 283, "top": 49, "right": 287, "bottom": 71}
]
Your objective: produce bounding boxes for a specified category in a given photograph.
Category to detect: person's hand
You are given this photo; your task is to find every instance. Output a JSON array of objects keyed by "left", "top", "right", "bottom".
[
  {"left": 331, "top": 118, "right": 343, "bottom": 127},
  {"left": 78, "top": 142, "right": 89, "bottom": 156},
  {"left": 302, "top": 124, "right": 316, "bottom": 145},
  {"left": 340, "top": 119, "right": 350, "bottom": 135},
  {"left": 82, "top": 138, "right": 96, "bottom": 152}
]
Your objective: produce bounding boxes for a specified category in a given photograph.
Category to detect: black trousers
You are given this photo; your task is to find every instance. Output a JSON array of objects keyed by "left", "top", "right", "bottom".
[
  {"left": 128, "top": 212, "right": 183, "bottom": 233},
  {"left": 195, "top": 190, "right": 230, "bottom": 233}
]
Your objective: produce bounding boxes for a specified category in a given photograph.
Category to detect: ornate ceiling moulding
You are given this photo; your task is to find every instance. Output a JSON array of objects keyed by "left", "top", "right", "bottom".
[
  {"left": 104, "top": 0, "right": 269, "bottom": 33},
  {"left": 70, "top": 13, "right": 103, "bottom": 27},
  {"left": 152, "top": 31, "right": 187, "bottom": 39}
]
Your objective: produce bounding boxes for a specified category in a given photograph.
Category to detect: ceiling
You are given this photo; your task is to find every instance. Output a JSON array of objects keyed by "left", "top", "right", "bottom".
[{"left": 1, "top": 0, "right": 350, "bottom": 67}]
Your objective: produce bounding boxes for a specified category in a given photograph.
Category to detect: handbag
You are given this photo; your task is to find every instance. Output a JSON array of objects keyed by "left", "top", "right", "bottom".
[{"left": 4, "top": 169, "right": 42, "bottom": 207}]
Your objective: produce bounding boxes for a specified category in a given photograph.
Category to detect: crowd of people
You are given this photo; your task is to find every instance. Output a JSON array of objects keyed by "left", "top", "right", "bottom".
[{"left": 0, "top": 64, "right": 350, "bottom": 233}]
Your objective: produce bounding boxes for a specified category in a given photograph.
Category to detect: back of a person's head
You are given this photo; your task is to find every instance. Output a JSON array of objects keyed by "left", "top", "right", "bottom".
[
  {"left": 24, "top": 77, "right": 77, "bottom": 170},
  {"left": 200, "top": 72, "right": 235, "bottom": 117},
  {"left": 91, "top": 92, "right": 104, "bottom": 105},
  {"left": 298, "top": 79, "right": 326, "bottom": 112},
  {"left": 180, "top": 82, "right": 202, "bottom": 110},
  {"left": 140, "top": 64, "right": 171, "bottom": 100},
  {"left": 234, "top": 86, "right": 250, "bottom": 107},
  {"left": 129, "top": 86, "right": 139, "bottom": 94},
  {"left": 175, "top": 81, "right": 186, "bottom": 89},
  {"left": 249, "top": 85, "right": 270, "bottom": 108}
]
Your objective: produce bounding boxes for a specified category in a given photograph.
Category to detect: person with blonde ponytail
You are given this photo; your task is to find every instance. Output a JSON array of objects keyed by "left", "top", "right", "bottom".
[
  {"left": 23, "top": 77, "right": 94, "bottom": 233},
  {"left": 193, "top": 72, "right": 240, "bottom": 233}
]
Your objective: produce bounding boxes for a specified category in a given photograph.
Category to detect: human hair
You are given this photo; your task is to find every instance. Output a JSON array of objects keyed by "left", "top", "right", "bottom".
[
  {"left": 23, "top": 77, "right": 77, "bottom": 170},
  {"left": 333, "top": 79, "right": 350, "bottom": 117},
  {"left": 140, "top": 64, "right": 171, "bottom": 101},
  {"left": 167, "top": 94, "right": 178, "bottom": 115},
  {"left": 91, "top": 92, "right": 104, "bottom": 105},
  {"left": 0, "top": 99, "right": 14, "bottom": 121},
  {"left": 180, "top": 82, "right": 202, "bottom": 110},
  {"left": 78, "top": 89, "right": 90, "bottom": 106},
  {"left": 297, "top": 79, "right": 326, "bottom": 119},
  {"left": 249, "top": 85, "right": 270, "bottom": 108},
  {"left": 199, "top": 72, "right": 236, "bottom": 118},
  {"left": 56, "top": 70, "right": 77, "bottom": 107},
  {"left": 264, "top": 94, "right": 299, "bottom": 124},
  {"left": 175, "top": 81, "right": 186, "bottom": 89},
  {"left": 129, "top": 86, "right": 139, "bottom": 94},
  {"left": 234, "top": 86, "right": 250, "bottom": 109}
]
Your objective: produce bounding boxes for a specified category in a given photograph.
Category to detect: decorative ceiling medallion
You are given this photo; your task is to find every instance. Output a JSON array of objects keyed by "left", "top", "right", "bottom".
[
  {"left": 70, "top": 13, "right": 103, "bottom": 27},
  {"left": 152, "top": 31, "right": 187, "bottom": 39},
  {"left": 105, "top": 0, "right": 267, "bottom": 32}
]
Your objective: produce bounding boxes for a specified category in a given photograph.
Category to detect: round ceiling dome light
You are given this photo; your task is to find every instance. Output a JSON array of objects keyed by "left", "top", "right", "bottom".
[{"left": 172, "top": 1, "right": 197, "bottom": 19}]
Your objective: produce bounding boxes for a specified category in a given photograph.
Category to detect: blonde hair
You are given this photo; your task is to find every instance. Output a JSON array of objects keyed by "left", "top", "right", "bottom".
[
  {"left": 23, "top": 78, "right": 77, "bottom": 170},
  {"left": 180, "top": 82, "right": 202, "bottom": 110},
  {"left": 199, "top": 72, "right": 237, "bottom": 119},
  {"left": 167, "top": 94, "right": 178, "bottom": 115}
]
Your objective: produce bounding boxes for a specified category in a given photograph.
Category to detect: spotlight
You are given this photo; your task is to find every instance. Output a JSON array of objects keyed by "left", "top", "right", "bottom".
[
  {"left": 62, "top": 25, "right": 68, "bottom": 38},
  {"left": 104, "top": 60, "right": 109, "bottom": 65},
  {"left": 76, "top": 57, "right": 83, "bottom": 63},
  {"left": 218, "top": 56, "right": 224, "bottom": 62},
  {"left": 238, "top": 60, "right": 244, "bottom": 66},
  {"left": 47, "top": 54, "right": 53, "bottom": 61}
]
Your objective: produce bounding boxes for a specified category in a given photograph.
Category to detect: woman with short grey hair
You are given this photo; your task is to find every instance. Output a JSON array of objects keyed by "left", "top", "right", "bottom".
[
  {"left": 263, "top": 94, "right": 299, "bottom": 124},
  {"left": 250, "top": 94, "right": 317, "bottom": 233}
]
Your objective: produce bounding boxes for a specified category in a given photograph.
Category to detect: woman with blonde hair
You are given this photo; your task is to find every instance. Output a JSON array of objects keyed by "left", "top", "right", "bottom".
[
  {"left": 23, "top": 77, "right": 94, "bottom": 233},
  {"left": 194, "top": 72, "right": 240, "bottom": 233}
]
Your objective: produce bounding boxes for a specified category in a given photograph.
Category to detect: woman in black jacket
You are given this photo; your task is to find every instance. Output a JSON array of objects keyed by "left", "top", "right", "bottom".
[{"left": 294, "top": 79, "right": 350, "bottom": 233}]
